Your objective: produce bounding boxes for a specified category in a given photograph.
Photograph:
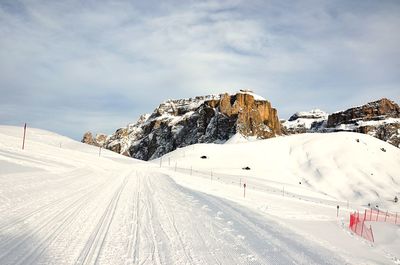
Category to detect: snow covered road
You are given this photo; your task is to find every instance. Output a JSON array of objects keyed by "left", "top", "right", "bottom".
[{"left": 0, "top": 166, "right": 345, "bottom": 265}]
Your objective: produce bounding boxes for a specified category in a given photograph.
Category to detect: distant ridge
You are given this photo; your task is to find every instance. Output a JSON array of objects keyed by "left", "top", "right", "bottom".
[{"left": 83, "top": 94, "right": 400, "bottom": 160}]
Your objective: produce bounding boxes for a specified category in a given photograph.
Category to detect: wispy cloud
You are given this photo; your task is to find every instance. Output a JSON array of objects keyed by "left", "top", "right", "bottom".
[{"left": 1, "top": 0, "right": 399, "bottom": 139}]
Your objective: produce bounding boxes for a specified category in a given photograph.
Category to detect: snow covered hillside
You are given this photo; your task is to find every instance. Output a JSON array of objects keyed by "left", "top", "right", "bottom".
[
  {"left": 160, "top": 132, "right": 400, "bottom": 208},
  {"left": 1, "top": 125, "right": 399, "bottom": 265}
]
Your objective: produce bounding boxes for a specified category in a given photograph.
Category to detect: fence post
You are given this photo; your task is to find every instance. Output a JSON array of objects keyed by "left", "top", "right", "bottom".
[
  {"left": 384, "top": 210, "right": 388, "bottom": 222},
  {"left": 22, "top": 123, "right": 27, "bottom": 150},
  {"left": 354, "top": 213, "right": 358, "bottom": 232},
  {"left": 360, "top": 220, "right": 364, "bottom": 237},
  {"left": 370, "top": 225, "right": 374, "bottom": 243}
]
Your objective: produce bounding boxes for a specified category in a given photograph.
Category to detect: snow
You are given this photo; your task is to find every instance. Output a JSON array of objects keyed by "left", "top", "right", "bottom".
[
  {"left": 238, "top": 89, "right": 266, "bottom": 101},
  {"left": 1, "top": 125, "right": 399, "bottom": 264},
  {"left": 334, "top": 118, "right": 400, "bottom": 131},
  {"left": 282, "top": 109, "right": 329, "bottom": 130}
]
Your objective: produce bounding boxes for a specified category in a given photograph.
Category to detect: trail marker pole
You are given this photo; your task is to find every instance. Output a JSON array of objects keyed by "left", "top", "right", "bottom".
[
  {"left": 168, "top": 157, "right": 171, "bottom": 166},
  {"left": 22, "top": 123, "right": 27, "bottom": 150},
  {"left": 395, "top": 212, "right": 398, "bottom": 224},
  {"left": 355, "top": 213, "right": 358, "bottom": 232},
  {"left": 336, "top": 205, "right": 339, "bottom": 217},
  {"left": 370, "top": 225, "right": 374, "bottom": 243},
  {"left": 384, "top": 210, "right": 388, "bottom": 222},
  {"left": 160, "top": 157, "right": 162, "bottom": 168},
  {"left": 361, "top": 219, "right": 364, "bottom": 237},
  {"left": 243, "top": 183, "right": 246, "bottom": 198},
  {"left": 99, "top": 146, "right": 102, "bottom": 157}
]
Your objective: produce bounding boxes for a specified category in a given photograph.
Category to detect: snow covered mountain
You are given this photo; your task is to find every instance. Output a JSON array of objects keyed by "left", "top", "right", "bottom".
[
  {"left": 282, "top": 98, "right": 400, "bottom": 147},
  {"left": 83, "top": 90, "right": 282, "bottom": 160},
  {"left": 282, "top": 109, "right": 329, "bottom": 134},
  {"left": 83, "top": 95, "right": 400, "bottom": 161}
]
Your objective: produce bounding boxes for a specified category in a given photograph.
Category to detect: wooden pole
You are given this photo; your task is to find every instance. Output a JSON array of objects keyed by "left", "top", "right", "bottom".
[
  {"left": 22, "top": 123, "right": 27, "bottom": 150},
  {"left": 370, "top": 225, "right": 374, "bottom": 242},
  {"left": 360, "top": 219, "right": 364, "bottom": 237}
]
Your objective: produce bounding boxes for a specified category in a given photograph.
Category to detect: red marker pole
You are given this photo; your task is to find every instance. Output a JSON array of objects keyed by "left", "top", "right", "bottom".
[{"left": 22, "top": 123, "right": 27, "bottom": 150}]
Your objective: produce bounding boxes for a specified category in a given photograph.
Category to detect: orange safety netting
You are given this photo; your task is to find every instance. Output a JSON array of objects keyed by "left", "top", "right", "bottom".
[
  {"left": 349, "top": 211, "right": 375, "bottom": 242},
  {"left": 363, "top": 209, "right": 399, "bottom": 224}
]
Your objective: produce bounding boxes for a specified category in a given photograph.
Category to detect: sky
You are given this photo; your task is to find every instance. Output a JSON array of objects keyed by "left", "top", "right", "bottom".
[{"left": 1, "top": 0, "right": 399, "bottom": 140}]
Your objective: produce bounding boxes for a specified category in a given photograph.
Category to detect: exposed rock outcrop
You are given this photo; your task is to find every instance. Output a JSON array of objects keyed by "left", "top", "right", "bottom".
[
  {"left": 93, "top": 91, "right": 281, "bottom": 160},
  {"left": 81, "top": 132, "right": 108, "bottom": 147},
  {"left": 281, "top": 109, "right": 328, "bottom": 134},
  {"left": 282, "top": 98, "right": 400, "bottom": 148},
  {"left": 327, "top": 98, "right": 400, "bottom": 127}
]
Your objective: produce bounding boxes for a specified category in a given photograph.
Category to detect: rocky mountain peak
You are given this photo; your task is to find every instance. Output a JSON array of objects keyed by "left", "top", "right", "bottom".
[
  {"left": 81, "top": 132, "right": 107, "bottom": 147},
  {"left": 327, "top": 98, "right": 400, "bottom": 127},
  {"left": 288, "top": 109, "right": 328, "bottom": 121},
  {"left": 282, "top": 98, "right": 400, "bottom": 148},
  {"left": 83, "top": 91, "right": 281, "bottom": 160}
]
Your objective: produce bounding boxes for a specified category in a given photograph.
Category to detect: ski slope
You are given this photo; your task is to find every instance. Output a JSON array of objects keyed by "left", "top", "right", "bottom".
[{"left": 0, "top": 125, "right": 399, "bottom": 264}]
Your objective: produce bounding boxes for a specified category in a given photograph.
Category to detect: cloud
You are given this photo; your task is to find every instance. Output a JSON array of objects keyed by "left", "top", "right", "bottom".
[{"left": 0, "top": 0, "right": 399, "bottom": 139}]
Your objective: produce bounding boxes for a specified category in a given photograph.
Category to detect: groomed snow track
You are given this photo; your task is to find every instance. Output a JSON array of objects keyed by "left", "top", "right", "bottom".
[{"left": 0, "top": 168, "right": 344, "bottom": 265}]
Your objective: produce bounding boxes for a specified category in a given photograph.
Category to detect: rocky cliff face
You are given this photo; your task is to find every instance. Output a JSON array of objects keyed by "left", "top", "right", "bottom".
[
  {"left": 83, "top": 91, "right": 282, "bottom": 160},
  {"left": 81, "top": 132, "right": 107, "bottom": 147},
  {"left": 327, "top": 98, "right": 400, "bottom": 127},
  {"left": 282, "top": 98, "right": 400, "bottom": 148}
]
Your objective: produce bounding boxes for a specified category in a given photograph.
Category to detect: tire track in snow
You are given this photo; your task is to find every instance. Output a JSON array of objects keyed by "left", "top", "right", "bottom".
[
  {"left": 75, "top": 174, "right": 129, "bottom": 265},
  {"left": 0, "top": 174, "right": 117, "bottom": 264}
]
